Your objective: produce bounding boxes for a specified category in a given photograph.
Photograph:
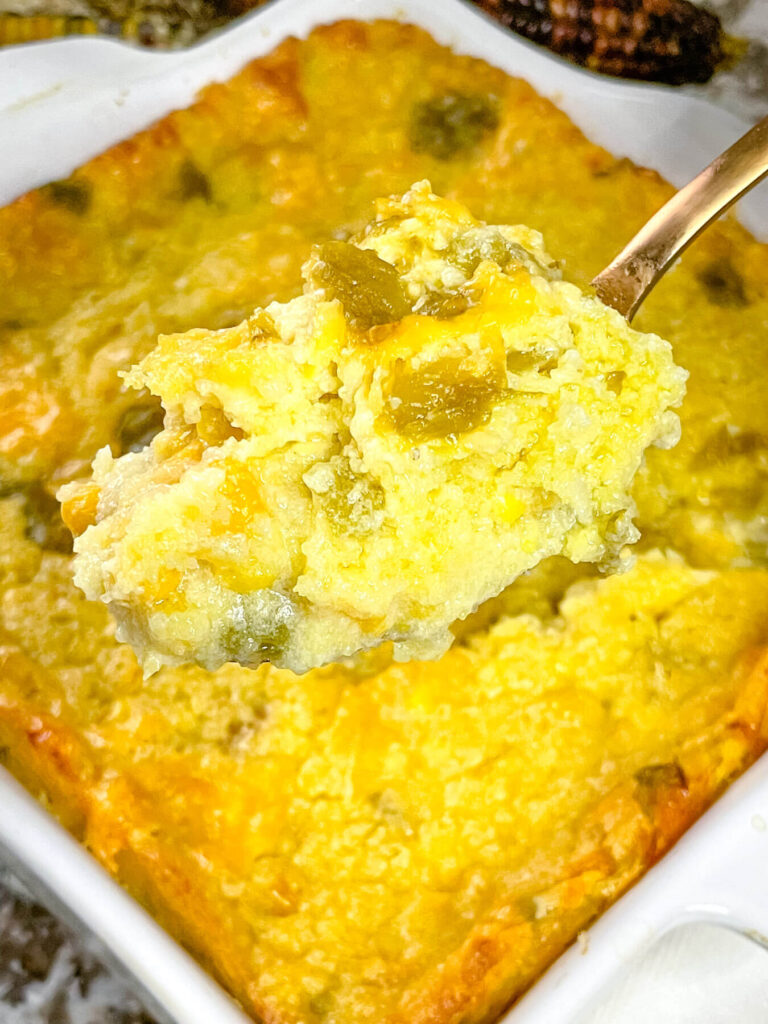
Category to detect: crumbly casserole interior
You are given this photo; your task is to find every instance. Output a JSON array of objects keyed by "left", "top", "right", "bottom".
[
  {"left": 1, "top": 20, "right": 768, "bottom": 1024},
  {"left": 60, "top": 183, "right": 685, "bottom": 675}
]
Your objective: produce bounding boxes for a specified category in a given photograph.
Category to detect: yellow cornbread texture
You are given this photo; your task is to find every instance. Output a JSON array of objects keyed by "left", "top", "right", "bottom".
[
  {"left": 61, "top": 183, "right": 685, "bottom": 675},
  {"left": 1, "top": 19, "right": 768, "bottom": 1024}
]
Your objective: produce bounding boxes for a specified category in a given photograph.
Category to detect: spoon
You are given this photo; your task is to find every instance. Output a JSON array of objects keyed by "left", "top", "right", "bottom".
[{"left": 593, "top": 115, "right": 768, "bottom": 321}]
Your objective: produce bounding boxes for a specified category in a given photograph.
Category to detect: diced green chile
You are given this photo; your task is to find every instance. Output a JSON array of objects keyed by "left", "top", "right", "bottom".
[
  {"left": 309, "top": 241, "right": 412, "bottom": 330},
  {"left": 317, "top": 455, "right": 385, "bottom": 536},
  {"left": 308, "top": 991, "right": 335, "bottom": 1018},
  {"left": 506, "top": 349, "right": 557, "bottom": 374},
  {"left": 23, "top": 483, "right": 73, "bottom": 554},
  {"left": 447, "top": 230, "right": 527, "bottom": 276},
  {"left": 416, "top": 288, "right": 472, "bottom": 319},
  {"left": 692, "top": 425, "right": 768, "bottom": 469},
  {"left": 221, "top": 621, "right": 290, "bottom": 668},
  {"left": 43, "top": 179, "right": 92, "bottom": 215},
  {"left": 386, "top": 356, "right": 505, "bottom": 440},
  {"left": 409, "top": 92, "right": 499, "bottom": 161},
  {"left": 176, "top": 159, "right": 212, "bottom": 202},
  {"left": 634, "top": 762, "right": 688, "bottom": 789},
  {"left": 592, "top": 156, "right": 634, "bottom": 179},
  {"left": 696, "top": 260, "right": 748, "bottom": 307},
  {"left": 605, "top": 370, "right": 625, "bottom": 394},
  {"left": 219, "top": 590, "right": 294, "bottom": 668},
  {"left": 634, "top": 761, "right": 688, "bottom": 816},
  {"left": 115, "top": 397, "right": 165, "bottom": 454}
]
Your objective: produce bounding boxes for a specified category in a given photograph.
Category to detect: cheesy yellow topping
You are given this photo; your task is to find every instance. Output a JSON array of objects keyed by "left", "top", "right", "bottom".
[
  {"left": 3, "top": 21, "right": 768, "bottom": 1024},
  {"left": 61, "top": 184, "right": 685, "bottom": 674}
]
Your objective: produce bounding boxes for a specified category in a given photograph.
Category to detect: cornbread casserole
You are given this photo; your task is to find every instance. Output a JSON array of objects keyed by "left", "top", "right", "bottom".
[
  {"left": 61, "top": 183, "right": 685, "bottom": 675},
  {"left": 1, "top": 18, "right": 768, "bottom": 1024}
]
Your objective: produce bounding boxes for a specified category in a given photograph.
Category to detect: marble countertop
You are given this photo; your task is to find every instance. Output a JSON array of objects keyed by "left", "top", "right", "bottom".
[
  {"left": 702, "top": 0, "right": 768, "bottom": 122},
  {"left": 0, "top": 869, "right": 153, "bottom": 1023}
]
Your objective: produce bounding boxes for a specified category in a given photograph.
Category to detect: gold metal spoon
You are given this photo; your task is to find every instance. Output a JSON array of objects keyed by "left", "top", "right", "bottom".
[{"left": 593, "top": 115, "right": 768, "bottom": 321}]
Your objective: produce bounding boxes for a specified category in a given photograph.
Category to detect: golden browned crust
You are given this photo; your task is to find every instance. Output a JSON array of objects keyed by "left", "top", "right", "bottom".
[
  {"left": 1, "top": 18, "right": 768, "bottom": 1024},
  {"left": 3, "top": 629, "right": 768, "bottom": 1023}
]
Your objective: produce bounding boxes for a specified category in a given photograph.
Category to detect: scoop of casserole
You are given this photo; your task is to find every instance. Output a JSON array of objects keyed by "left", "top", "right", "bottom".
[{"left": 59, "top": 183, "right": 686, "bottom": 675}]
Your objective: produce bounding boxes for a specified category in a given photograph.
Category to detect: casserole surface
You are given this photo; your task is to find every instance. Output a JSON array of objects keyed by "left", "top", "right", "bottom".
[
  {"left": 2, "top": 16, "right": 768, "bottom": 1024},
  {"left": 60, "top": 183, "right": 685, "bottom": 676}
]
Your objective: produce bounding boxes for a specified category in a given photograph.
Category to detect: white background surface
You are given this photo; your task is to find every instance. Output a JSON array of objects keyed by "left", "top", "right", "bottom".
[{"left": 580, "top": 925, "right": 768, "bottom": 1024}]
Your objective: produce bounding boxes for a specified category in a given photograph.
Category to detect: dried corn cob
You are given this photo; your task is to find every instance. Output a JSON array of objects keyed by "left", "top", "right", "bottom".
[
  {"left": 0, "top": 13, "right": 99, "bottom": 43},
  {"left": 473, "top": 0, "right": 725, "bottom": 84},
  {"left": 0, "top": 3, "right": 223, "bottom": 47},
  {"left": 0, "top": 0, "right": 725, "bottom": 81}
]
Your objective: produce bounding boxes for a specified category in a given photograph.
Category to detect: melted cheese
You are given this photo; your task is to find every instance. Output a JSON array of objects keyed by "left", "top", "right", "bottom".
[{"left": 61, "top": 184, "right": 684, "bottom": 674}]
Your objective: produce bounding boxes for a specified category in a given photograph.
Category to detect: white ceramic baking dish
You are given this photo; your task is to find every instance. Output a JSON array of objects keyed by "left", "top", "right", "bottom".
[{"left": 1, "top": 1, "right": 768, "bottom": 1021}]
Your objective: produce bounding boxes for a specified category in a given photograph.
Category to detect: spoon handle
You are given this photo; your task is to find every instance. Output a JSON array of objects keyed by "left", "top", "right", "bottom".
[{"left": 592, "top": 115, "right": 768, "bottom": 321}]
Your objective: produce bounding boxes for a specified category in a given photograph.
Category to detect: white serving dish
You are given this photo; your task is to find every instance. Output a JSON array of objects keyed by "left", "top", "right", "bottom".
[{"left": 1, "top": 1, "right": 768, "bottom": 1021}]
